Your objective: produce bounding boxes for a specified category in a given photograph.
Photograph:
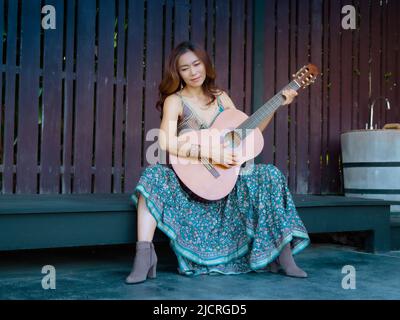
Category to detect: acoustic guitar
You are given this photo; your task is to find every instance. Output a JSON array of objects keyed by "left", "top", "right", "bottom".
[{"left": 169, "top": 64, "right": 319, "bottom": 200}]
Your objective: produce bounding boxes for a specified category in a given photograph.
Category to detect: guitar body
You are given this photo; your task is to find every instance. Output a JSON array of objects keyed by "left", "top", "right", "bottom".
[
  {"left": 169, "top": 109, "right": 264, "bottom": 201},
  {"left": 169, "top": 63, "right": 319, "bottom": 201}
]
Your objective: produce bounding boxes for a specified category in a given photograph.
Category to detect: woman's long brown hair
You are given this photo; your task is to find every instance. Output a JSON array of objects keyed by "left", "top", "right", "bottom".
[{"left": 156, "top": 41, "right": 222, "bottom": 116}]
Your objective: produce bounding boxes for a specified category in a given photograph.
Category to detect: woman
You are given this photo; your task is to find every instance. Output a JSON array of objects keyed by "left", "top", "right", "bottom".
[{"left": 126, "top": 41, "right": 310, "bottom": 284}]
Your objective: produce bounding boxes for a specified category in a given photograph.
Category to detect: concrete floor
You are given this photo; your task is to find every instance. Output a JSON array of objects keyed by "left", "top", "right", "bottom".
[{"left": 1, "top": 242, "right": 400, "bottom": 300}]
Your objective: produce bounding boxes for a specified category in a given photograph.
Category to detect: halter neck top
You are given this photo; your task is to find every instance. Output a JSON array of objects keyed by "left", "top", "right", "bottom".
[{"left": 175, "top": 91, "right": 224, "bottom": 135}]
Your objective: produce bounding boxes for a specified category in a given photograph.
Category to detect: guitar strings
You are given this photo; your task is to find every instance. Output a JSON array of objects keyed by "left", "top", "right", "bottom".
[
  {"left": 197, "top": 80, "right": 301, "bottom": 178},
  {"left": 238, "top": 81, "right": 300, "bottom": 134}
]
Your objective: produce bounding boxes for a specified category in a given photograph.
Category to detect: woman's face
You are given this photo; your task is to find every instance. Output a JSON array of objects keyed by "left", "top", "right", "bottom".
[{"left": 177, "top": 51, "right": 206, "bottom": 88}]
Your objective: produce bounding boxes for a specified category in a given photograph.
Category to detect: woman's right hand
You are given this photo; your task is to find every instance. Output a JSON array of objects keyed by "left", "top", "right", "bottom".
[{"left": 205, "top": 141, "right": 238, "bottom": 168}]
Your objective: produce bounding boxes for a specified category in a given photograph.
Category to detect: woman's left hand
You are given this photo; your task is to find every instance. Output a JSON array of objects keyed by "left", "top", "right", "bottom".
[{"left": 281, "top": 89, "right": 298, "bottom": 105}]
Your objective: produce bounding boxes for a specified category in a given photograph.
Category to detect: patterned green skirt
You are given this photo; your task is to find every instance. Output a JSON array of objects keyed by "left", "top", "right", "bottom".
[{"left": 131, "top": 163, "right": 310, "bottom": 276}]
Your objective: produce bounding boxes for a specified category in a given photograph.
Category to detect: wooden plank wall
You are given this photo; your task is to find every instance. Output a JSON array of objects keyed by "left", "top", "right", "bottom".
[
  {"left": 0, "top": 0, "right": 253, "bottom": 194},
  {"left": 1, "top": 0, "right": 398, "bottom": 196},
  {"left": 254, "top": 0, "right": 400, "bottom": 195}
]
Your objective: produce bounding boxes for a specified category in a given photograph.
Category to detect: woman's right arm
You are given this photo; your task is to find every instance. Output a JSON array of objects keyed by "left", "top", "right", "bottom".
[
  {"left": 159, "top": 95, "right": 237, "bottom": 167},
  {"left": 158, "top": 95, "right": 193, "bottom": 158}
]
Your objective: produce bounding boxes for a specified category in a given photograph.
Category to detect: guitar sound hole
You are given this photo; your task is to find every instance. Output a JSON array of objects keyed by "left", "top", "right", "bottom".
[{"left": 223, "top": 130, "right": 242, "bottom": 148}]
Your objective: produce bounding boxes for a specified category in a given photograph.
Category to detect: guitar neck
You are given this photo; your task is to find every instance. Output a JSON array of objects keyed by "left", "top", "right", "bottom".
[{"left": 237, "top": 80, "right": 301, "bottom": 135}]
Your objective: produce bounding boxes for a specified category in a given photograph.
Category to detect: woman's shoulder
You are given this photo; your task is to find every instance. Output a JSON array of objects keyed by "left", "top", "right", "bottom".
[
  {"left": 215, "top": 89, "right": 236, "bottom": 110},
  {"left": 164, "top": 93, "right": 184, "bottom": 117},
  {"left": 215, "top": 89, "right": 226, "bottom": 98},
  {"left": 165, "top": 92, "right": 182, "bottom": 103}
]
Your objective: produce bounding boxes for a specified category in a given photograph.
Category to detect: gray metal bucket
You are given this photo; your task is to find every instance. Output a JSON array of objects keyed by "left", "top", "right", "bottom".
[{"left": 341, "top": 129, "right": 400, "bottom": 212}]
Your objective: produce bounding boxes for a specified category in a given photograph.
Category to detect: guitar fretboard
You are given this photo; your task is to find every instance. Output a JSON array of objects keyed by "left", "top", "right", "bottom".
[{"left": 236, "top": 80, "right": 301, "bottom": 139}]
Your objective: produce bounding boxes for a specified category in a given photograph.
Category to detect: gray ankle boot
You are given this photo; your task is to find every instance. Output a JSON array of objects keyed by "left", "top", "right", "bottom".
[{"left": 125, "top": 241, "right": 158, "bottom": 284}]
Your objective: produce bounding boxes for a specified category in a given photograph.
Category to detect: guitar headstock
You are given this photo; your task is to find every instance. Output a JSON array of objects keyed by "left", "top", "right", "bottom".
[{"left": 292, "top": 64, "right": 319, "bottom": 88}]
